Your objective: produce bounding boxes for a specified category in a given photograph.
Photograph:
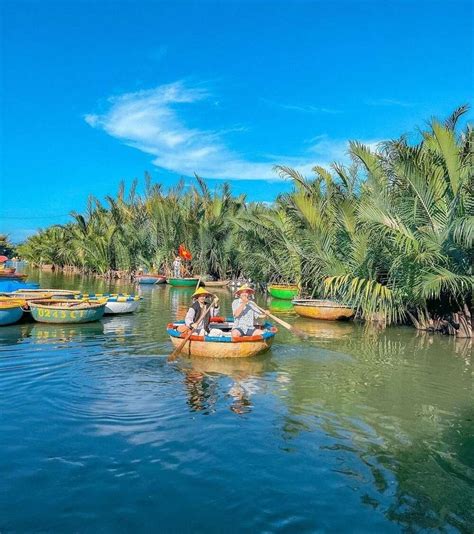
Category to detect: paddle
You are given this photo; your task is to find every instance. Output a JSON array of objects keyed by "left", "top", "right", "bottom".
[
  {"left": 250, "top": 302, "right": 310, "bottom": 340},
  {"left": 168, "top": 298, "right": 216, "bottom": 362}
]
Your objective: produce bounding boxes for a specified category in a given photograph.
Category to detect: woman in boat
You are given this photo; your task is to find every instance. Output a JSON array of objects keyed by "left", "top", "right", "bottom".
[
  {"left": 231, "top": 285, "right": 267, "bottom": 338},
  {"left": 177, "top": 287, "right": 220, "bottom": 335}
]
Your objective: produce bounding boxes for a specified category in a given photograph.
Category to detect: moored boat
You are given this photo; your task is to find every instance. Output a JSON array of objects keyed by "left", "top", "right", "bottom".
[
  {"left": 0, "top": 298, "right": 26, "bottom": 326},
  {"left": 137, "top": 274, "right": 166, "bottom": 285},
  {"left": 13, "top": 288, "right": 80, "bottom": 299},
  {"left": 76, "top": 294, "right": 142, "bottom": 314},
  {"left": 202, "top": 280, "right": 230, "bottom": 288},
  {"left": 268, "top": 284, "right": 299, "bottom": 300},
  {"left": 292, "top": 299, "right": 354, "bottom": 321},
  {"left": 167, "top": 318, "right": 277, "bottom": 358},
  {"left": 29, "top": 299, "right": 106, "bottom": 324},
  {"left": 0, "top": 272, "right": 27, "bottom": 280},
  {"left": 167, "top": 277, "right": 200, "bottom": 287}
]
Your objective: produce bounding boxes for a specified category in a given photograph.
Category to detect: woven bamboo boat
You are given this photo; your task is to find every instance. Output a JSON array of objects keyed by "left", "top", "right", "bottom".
[
  {"left": 14, "top": 288, "right": 79, "bottom": 299},
  {"left": 268, "top": 284, "right": 299, "bottom": 300},
  {"left": 167, "top": 319, "right": 277, "bottom": 358},
  {"left": 0, "top": 273, "right": 27, "bottom": 280},
  {"left": 76, "top": 293, "right": 142, "bottom": 314},
  {"left": 202, "top": 280, "right": 230, "bottom": 288},
  {"left": 0, "top": 298, "right": 26, "bottom": 326},
  {"left": 292, "top": 299, "right": 354, "bottom": 321},
  {"left": 167, "top": 277, "right": 200, "bottom": 287},
  {"left": 137, "top": 274, "right": 166, "bottom": 285},
  {"left": 29, "top": 299, "right": 106, "bottom": 324}
]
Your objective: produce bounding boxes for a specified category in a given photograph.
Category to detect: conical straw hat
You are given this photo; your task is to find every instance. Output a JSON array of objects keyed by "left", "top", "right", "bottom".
[
  {"left": 192, "top": 287, "right": 213, "bottom": 298},
  {"left": 235, "top": 284, "right": 255, "bottom": 295}
]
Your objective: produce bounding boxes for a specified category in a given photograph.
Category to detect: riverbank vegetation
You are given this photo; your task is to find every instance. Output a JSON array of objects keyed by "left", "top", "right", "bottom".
[{"left": 18, "top": 108, "right": 473, "bottom": 336}]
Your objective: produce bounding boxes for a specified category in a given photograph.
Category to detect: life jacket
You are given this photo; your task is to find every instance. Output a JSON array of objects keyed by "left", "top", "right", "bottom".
[{"left": 191, "top": 301, "right": 211, "bottom": 332}]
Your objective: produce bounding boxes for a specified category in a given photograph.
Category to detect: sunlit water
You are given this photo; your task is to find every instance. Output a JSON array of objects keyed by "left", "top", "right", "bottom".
[{"left": 1, "top": 269, "right": 473, "bottom": 532}]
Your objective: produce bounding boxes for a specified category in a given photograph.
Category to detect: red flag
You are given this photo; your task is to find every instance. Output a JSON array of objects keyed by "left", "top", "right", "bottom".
[{"left": 178, "top": 244, "right": 192, "bottom": 260}]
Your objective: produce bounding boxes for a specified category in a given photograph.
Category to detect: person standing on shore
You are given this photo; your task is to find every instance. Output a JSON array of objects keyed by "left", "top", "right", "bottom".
[
  {"left": 173, "top": 255, "right": 182, "bottom": 278},
  {"left": 231, "top": 285, "right": 267, "bottom": 337}
]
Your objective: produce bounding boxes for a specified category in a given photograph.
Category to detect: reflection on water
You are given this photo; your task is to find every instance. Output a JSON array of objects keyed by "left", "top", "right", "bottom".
[
  {"left": 29, "top": 321, "right": 105, "bottom": 343},
  {"left": 269, "top": 298, "right": 295, "bottom": 314},
  {"left": 179, "top": 355, "right": 275, "bottom": 415},
  {"left": 0, "top": 270, "right": 472, "bottom": 532},
  {"left": 296, "top": 317, "right": 355, "bottom": 340}
]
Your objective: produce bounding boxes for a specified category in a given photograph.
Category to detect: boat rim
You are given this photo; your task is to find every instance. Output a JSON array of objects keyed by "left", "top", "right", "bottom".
[
  {"left": 167, "top": 318, "right": 277, "bottom": 343},
  {"left": 292, "top": 299, "right": 353, "bottom": 309}
]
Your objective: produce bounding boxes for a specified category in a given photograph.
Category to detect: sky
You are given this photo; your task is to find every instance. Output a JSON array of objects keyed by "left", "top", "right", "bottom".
[{"left": 1, "top": 0, "right": 472, "bottom": 242}]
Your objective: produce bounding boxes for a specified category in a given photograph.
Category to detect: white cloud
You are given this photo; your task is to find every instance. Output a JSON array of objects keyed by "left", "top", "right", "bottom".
[
  {"left": 85, "top": 81, "right": 379, "bottom": 180},
  {"left": 261, "top": 98, "right": 342, "bottom": 115},
  {"left": 366, "top": 98, "right": 414, "bottom": 108}
]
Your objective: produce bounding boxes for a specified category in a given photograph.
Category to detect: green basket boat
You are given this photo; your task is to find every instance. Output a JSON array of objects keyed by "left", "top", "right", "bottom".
[
  {"left": 167, "top": 277, "right": 200, "bottom": 287},
  {"left": 268, "top": 284, "right": 299, "bottom": 300},
  {"left": 29, "top": 299, "right": 106, "bottom": 324}
]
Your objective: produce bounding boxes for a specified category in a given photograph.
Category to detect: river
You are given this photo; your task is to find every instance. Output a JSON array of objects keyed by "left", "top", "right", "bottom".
[{"left": 1, "top": 269, "right": 472, "bottom": 532}]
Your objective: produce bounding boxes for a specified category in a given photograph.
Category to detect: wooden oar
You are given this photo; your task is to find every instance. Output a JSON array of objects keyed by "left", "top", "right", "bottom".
[
  {"left": 251, "top": 302, "right": 310, "bottom": 340},
  {"left": 168, "top": 299, "right": 215, "bottom": 362}
]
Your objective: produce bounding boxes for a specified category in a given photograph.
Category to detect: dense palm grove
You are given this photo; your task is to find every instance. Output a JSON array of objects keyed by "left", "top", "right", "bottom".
[{"left": 18, "top": 109, "right": 473, "bottom": 336}]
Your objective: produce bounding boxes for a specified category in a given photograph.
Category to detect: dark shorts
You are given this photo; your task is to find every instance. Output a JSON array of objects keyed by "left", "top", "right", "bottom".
[{"left": 234, "top": 327, "right": 256, "bottom": 336}]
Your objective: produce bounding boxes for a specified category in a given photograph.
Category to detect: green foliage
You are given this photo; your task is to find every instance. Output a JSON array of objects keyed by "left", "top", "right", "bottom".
[{"left": 18, "top": 108, "right": 473, "bottom": 325}]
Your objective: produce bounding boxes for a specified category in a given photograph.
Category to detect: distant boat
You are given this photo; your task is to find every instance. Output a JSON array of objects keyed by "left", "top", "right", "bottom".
[
  {"left": 202, "top": 280, "right": 230, "bottom": 288},
  {"left": 292, "top": 299, "right": 354, "bottom": 321},
  {"left": 268, "top": 284, "right": 298, "bottom": 300},
  {"left": 167, "top": 277, "right": 199, "bottom": 287},
  {"left": 137, "top": 274, "right": 166, "bottom": 285}
]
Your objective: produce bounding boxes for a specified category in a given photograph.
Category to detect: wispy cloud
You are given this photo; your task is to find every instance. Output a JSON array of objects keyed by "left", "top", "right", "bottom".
[
  {"left": 366, "top": 98, "right": 414, "bottom": 108},
  {"left": 261, "top": 97, "right": 341, "bottom": 114},
  {"left": 85, "top": 81, "right": 372, "bottom": 180}
]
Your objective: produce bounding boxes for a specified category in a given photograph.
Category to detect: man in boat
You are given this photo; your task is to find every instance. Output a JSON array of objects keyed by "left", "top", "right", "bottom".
[
  {"left": 177, "top": 287, "right": 220, "bottom": 336},
  {"left": 231, "top": 285, "right": 267, "bottom": 337}
]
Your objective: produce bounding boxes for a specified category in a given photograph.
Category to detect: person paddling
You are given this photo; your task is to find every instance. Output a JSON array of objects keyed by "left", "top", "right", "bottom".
[
  {"left": 231, "top": 284, "right": 268, "bottom": 337},
  {"left": 177, "top": 287, "right": 220, "bottom": 336}
]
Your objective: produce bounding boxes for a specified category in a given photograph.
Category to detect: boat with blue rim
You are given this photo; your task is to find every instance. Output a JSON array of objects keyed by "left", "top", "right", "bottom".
[
  {"left": 76, "top": 293, "right": 142, "bottom": 314},
  {"left": 0, "top": 298, "right": 26, "bottom": 326},
  {"left": 167, "top": 317, "right": 277, "bottom": 358},
  {"left": 137, "top": 274, "right": 166, "bottom": 285}
]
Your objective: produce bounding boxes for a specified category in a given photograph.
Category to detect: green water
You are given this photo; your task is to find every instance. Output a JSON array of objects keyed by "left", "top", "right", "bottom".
[{"left": 1, "top": 269, "right": 472, "bottom": 532}]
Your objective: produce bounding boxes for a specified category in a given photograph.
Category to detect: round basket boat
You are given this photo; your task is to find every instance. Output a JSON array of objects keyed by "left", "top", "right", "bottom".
[
  {"left": 14, "top": 288, "right": 80, "bottom": 299},
  {"left": 167, "top": 277, "right": 200, "bottom": 287},
  {"left": 76, "top": 294, "right": 142, "bottom": 315},
  {"left": 268, "top": 284, "right": 299, "bottom": 300},
  {"left": 202, "top": 280, "right": 230, "bottom": 288},
  {"left": 0, "top": 298, "right": 26, "bottom": 326},
  {"left": 0, "top": 273, "right": 27, "bottom": 280},
  {"left": 167, "top": 318, "right": 277, "bottom": 358},
  {"left": 29, "top": 299, "right": 107, "bottom": 324},
  {"left": 292, "top": 299, "right": 354, "bottom": 321},
  {"left": 137, "top": 275, "right": 166, "bottom": 285}
]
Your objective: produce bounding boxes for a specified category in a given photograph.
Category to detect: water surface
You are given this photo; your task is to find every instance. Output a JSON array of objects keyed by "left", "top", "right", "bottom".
[{"left": 1, "top": 270, "right": 473, "bottom": 532}]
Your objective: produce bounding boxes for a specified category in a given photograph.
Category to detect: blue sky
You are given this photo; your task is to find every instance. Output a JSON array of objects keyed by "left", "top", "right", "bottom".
[{"left": 1, "top": 0, "right": 472, "bottom": 242}]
